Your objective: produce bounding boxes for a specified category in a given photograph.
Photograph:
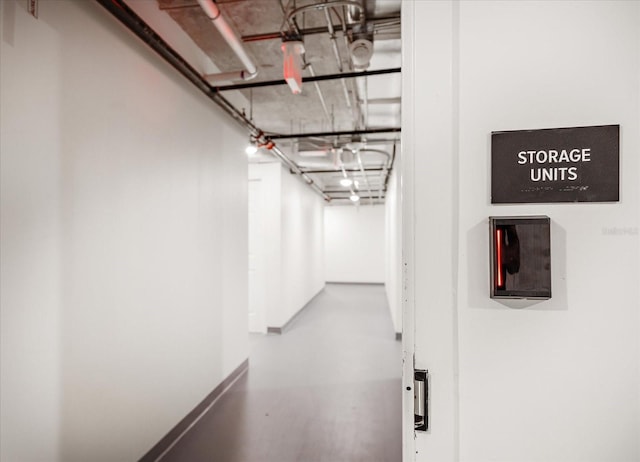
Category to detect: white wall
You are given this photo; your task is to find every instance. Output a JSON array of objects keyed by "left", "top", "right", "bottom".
[
  {"left": 279, "top": 165, "right": 325, "bottom": 327},
  {"left": 249, "top": 162, "right": 282, "bottom": 332},
  {"left": 249, "top": 162, "right": 325, "bottom": 329},
  {"left": 325, "top": 204, "right": 386, "bottom": 283},
  {"left": 0, "top": 2, "right": 248, "bottom": 461},
  {"left": 385, "top": 159, "right": 402, "bottom": 334},
  {"left": 404, "top": 1, "right": 640, "bottom": 461}
]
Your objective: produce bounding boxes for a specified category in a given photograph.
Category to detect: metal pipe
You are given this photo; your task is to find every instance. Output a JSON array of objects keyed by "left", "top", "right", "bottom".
[
  {"left": 214, "top": 67, "right": 401, "bottom": 91},
  {"left": 268, "top": 127, "right": 400, "bottom": 140},
  {"left": 239, "top": 15, "right": 401, "bottom": 42},
  {"left": 299, "top": 167, "right": 384, "bottom": 174},
  {"left": 285, "top": 1, "right": 364, "bottom": 29},
  {"left": 337, "top": 150, "right": 358, "bottom": 202},
  {"left": 359, "top": 148, "right": 391, "bottom": 163},
  {"left": 197, "top": 0, "right": 258, "bottom": 77},
  {"left": 95, "top": 0, "right": 331, "bottom": 202},
  {"left": 204, "top": 69, "right": 257, "bottom": 83},
  {"left": 357, "top": 148, "right": 392, "bottom": 199},
  {"left": 323, "top": 7, "right": 351, "bottom": 110},
  {"left": 270, "top": 144, "right": 331, "bottom": 201},
  {"left": 355, "top": 75, "right": 369, "bottom": 128},
  {"left": 323, "top": 190, "right": 384, "bottom": 196},
  {"left": 383, "top": 142, "right": 397, "bottom": 193},
  {"left": 305, "top": 63, "right": 331, "bottom": 122},
  {"left": 355, "top": 151, "right": 374, "bottom": 205},
  {"left": 324, "top": 7, "right": 342, "bottom": 72}
]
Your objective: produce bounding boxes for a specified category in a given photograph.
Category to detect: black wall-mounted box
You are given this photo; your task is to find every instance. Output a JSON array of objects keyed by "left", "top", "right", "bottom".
[{"left": 489, "top": 216, "right": 551, "bottom": 300}]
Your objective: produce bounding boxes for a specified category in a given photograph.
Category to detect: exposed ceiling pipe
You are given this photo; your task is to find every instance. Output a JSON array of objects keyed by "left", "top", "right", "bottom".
[
  {"left": 213, "top": 67, "right": 401, "bottom": 92},
  {"left": 323, "top": 7, "right": 351, "bottom": 110},
  {"left": 267, "top": 127, "right": 401, "bottom": 140},
  {"left": 240, "top": 15, "right": 401, "bottom": 43},
  {"left": 338, "top": 6, "right": 361, "bottom": 128},
  {"left": 270, "top": 144, "right": 331, "bottom": 201},
  {"left": 204, "top": 69, "right": 257, "bottom": 83},
  {"left": 355, "top": 151, "right": 374, "bottom": 205},
  {"left": 356, "top": 148, "right": 392, "bottom": 199},
  {"left": 95, "top": 0, "right": 331, "bottom": 202},
  {"left": 384, "top": 142, "right": 397, "bottom": 191},
  {"left": 285, "top": 0, "right": 364, "bottom": 29},
  {"left": 337, "top": 150, "right": 359, "bottom": 204},
  {"left": 355, "top": 76, "right": 368, "bottom": 128},
  {"left": 305, "top": 63, "right": 332, "bottom": 122},
  {"left": 196, "top": 0, "right": 258, "bottom": 82}
]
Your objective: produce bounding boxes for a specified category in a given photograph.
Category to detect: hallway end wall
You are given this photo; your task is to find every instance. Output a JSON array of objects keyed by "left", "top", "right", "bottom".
[
  {"left": 0, "top": 2, "right": 248, "bottom": 461},
  {"left": 324, "top": 204, "right": 385, "bottom": 284}
]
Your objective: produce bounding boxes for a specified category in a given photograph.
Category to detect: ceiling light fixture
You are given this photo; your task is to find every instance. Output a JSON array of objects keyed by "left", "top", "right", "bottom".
[
  {"left": 350, "top": 194, "right": 360, "bottom": 202},
  {"left": 245, "top": 144, "right": 258, "bottom": 155},
  {"left": 340, "top": 178, "right": 353, "bottom": 187},
  {"left": 282, "top": 40, "right": 305, "bottom": 94}
]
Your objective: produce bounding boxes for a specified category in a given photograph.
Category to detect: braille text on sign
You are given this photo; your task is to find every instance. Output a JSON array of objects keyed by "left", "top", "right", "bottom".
[{"left": 491, "top": 125, "right": 619, "bottom": 204}]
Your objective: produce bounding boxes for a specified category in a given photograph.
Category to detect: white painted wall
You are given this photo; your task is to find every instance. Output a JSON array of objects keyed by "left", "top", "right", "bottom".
[
  {"left": 0, "top": 2, "right": 248, "bottom": 461},
  {"left": 249, "top": 163, "right": 282, "bottom": 332},
  {"left": 385, "top": 162, "right": 402, "bottom": 334},
  {"left": 279, "top": 165, "right": 325, "bottom": 327},
  {"left": 325, "top": 205, "right": 386, "bottom": 283},
  {"left": 249, "top": 162, "right": 325, "bottom": 329},
  {"left": 404, "top": 1, "right": 640, "bottom": 461}
]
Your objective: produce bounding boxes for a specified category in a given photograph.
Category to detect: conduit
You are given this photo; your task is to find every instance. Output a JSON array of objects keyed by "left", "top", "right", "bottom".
[
  {"left": 197, "top": 0, "right": 258, "bottom": 82},
  {"left": 358, "top": 148, "right": 391, "bottom": 200},
  {"left": 306, "top": 64, "right": 332, "bottom": 122},
  {"left": 323, "top": 7, "right": 352, "bottom": 110},
  {"left": 285, "top": 0, "right": 364, "bottom": 28},
  {"left": 355, "top": 151, "right": 374, "bottom": 205}
]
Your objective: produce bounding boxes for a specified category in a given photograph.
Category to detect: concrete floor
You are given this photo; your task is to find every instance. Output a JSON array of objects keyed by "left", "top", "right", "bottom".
[{"left": 160, "top": 283, "right": 402, "bottom": 462}]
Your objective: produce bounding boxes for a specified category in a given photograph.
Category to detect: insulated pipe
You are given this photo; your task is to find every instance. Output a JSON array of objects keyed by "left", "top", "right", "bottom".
[
  {"left": 96, "top": 0, "right": 333, "bottom": 202},
  {"left": 204, "top": 69, "right": 257, "bottom": 83},
  {"left": 197, "top": 0, "right": 258, "bottom": 77}
]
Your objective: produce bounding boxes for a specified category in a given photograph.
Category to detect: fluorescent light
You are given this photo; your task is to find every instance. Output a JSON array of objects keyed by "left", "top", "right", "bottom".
[
  {"left": 350, "top": 194, "right": 360, "bottom": 202},
  {"left": 245, "top": 145, "right": 258, "bottom": 155},
  {"left": 340, "top": 178, "right": 353, "bottom": 187}
]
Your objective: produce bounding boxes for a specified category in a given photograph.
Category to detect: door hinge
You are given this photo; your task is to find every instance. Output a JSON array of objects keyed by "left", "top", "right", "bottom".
[{"left": 414, "top": 369, "right": 428, "bottom": 431}]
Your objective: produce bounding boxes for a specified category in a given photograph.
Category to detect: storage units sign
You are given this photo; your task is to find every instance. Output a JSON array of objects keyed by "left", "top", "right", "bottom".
[{"left": 491, "top": 125, "right": 619, "bottom": 203}]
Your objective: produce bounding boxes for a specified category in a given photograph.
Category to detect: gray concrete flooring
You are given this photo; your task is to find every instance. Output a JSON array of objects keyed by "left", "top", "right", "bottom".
[{"left": 161, "top": 283, "right": 402, "bottom": 462}]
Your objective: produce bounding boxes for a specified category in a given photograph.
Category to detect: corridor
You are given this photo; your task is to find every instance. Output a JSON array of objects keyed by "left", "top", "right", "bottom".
[{"left": 161, "top": 283, "right": 402, "bottom": 462}]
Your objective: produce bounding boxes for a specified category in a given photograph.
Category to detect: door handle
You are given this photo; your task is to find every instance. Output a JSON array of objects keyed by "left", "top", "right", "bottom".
[{"left": 414, "top": 369, "right": 428, "bottom": 431}]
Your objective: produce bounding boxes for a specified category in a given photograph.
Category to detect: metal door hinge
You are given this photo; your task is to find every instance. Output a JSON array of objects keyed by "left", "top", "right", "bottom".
[{"left": 414, "top": 369, "right": 428, "bottom": 431}]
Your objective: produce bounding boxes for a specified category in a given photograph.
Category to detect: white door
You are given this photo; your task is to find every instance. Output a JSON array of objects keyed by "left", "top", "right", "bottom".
[
  {"left": 402, "top": 3, "right": 640, "bottom": 462},
  {"left": 401, "top": 2, "right": 458, "bottom": 461},
  {"left": 248, "top": 179, "right": 267, "bottom": 333}
]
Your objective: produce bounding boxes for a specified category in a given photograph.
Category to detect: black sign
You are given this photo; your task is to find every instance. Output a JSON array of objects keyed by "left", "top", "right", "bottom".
[{"left": 491, "top": 125, "right": 619, "bottom": 204}]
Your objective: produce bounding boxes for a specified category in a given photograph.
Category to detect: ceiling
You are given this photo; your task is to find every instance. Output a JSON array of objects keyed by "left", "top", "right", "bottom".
[{"left": 113, "top": 0, "right": 402, "bottom": 204}]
